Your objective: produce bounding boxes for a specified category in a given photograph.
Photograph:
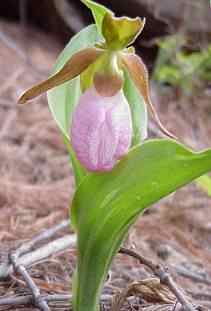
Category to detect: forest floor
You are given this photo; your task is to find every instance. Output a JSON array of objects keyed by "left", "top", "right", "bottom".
[{"left": 0, "top": 20, "right": 211, "bottom": 311}]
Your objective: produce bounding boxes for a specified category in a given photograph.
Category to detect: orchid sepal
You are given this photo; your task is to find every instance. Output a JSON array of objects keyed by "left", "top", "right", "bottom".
[
  {"left": 102, "top": 12, "right": 145, "bottom": 50},
  {"left": 120, "top": 52, "right": 177, "bottom": 139},
  {"left": 18, "top": 47, "right": 103, "bottom": 104}
]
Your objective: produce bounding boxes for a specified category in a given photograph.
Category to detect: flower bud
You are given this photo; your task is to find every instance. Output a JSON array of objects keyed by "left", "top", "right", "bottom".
[{"left": 71, "top": 87, "right": 132, "bottom": 172}]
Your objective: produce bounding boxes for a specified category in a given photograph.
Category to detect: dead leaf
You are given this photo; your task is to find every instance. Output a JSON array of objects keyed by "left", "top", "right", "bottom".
[{"left": 112, "top": 278, "right": 175, "bottom": 311}]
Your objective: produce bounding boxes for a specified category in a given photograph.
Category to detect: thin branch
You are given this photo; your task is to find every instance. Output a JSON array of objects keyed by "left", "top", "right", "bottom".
[
  {"left": 119, "top": 247, "right": 198, "bottom": 311},
  {"left": 174, "top": 266, "right": 211, "bottom": 286},
  {"left": 187, "top": 290, "right": 211, "bottom": 302},
  {"left": 19, "top": 235, "right": 76, "bottom": 268},
  {"left": 0, "top": 220, "right": 202, "bottom": 311},
  {"left": 0, "top": 293, "right": 112, "bottom": 308},
  {"left": 0, "top": 234, "right": 76, "bottom": 279},
  {"left": 172, "top": 300, "right": 179, "bottom": 311},
  {"left": 0, "top": 295, "right": 32, "bottom": 306},
  {"left": 15, "top": 219, "right": 70, "bottom": 257},
  {"left": 9, "top": 253, "right": 50, "bottom": 311}
]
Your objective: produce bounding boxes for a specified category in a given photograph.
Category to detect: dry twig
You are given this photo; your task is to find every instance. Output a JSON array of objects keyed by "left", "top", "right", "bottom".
[
  {"left": 9, "top": 252, "right": 50, "bottom": 311},
  {"left": 0, "top": 293, "right": 111, "bottom": 309},
  {"left": 119, "top": 247, "right": 198, "bottom": 311},
  {"left": 14, "top": 219, "right": 69, "bottom": 258},
  {"left": 0, "top": 220, "right": 73, "bottom": 310},
  {"left": 0, "top": 234, "right": 75, "bottom": 279},
  {"left": 0, "top": 220, "right": 202, "bottom": 311},
  {"left": 111, "top": 278, "right": 175, "bottom": 311},
  {"left": 173, "top": 266, "right": 211, "bottom": 286}
]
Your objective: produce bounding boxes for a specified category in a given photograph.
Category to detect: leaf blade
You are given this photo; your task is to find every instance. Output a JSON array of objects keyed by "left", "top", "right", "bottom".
[
  {"left": 71, "top": 139, "right": 211, "bottom": 311},
  {"left": 47, "top": 24, "right": 101, "bottom": 139},
  {"left": 123, "top": 69, "right": 148, "bottom": 145},
  {"left": 47, "top": 24, "right": 101, "bottom": 185},
  {"left": 81, "top": 0, "right": 111, "bottom": 34},
  {"left": 196, "top": 174, "right": 211, "bottom": 196}
]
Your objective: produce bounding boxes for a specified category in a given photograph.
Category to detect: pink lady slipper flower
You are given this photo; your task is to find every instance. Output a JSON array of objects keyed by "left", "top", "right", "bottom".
[
  {"left": 71, "top": 87, "right": 132, "bottom": 171},
  {"left": 18, "top": 8, "right": 176, "bottom": 173}
]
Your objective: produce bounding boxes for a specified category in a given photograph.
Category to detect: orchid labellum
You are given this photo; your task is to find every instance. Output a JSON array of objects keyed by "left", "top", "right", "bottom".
[
  {"left": 71, "top": 87, "right": 132, "bottom": 171},
  {"left": 18, "top": 2, "right": 175, "bottom": 172}
]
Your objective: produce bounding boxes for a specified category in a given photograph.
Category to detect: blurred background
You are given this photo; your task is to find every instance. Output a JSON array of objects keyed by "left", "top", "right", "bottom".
[
  {"left": 0, "top": 1, "right": 211, "bottom": 310},
  {"left": 1, "top": 0, "right": 211, "bottom": 67}
]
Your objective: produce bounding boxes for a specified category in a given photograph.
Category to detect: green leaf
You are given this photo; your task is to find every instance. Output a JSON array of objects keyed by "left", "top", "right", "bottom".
[
  {"left": 123, "top": 70, "right": 148, "bottom": 145},
  {"left": 63, "top": 135, "right": 87, "bottom": 186},
  {"left": 196, "top": 174, "right": 211, "bottom": 196},
  {"left": 81, "top": 0, "right": 111, "bottom": 34},
  {"left": 71, "top": 139, "right": 211, "bottom": 311},
  {"left": 47, "top": 25, "right": 101, "bottom": 185},
  {"left": 47, "top": 25, "right": 101, "bottom": 139},
  {"left": 102, "top": 13, "right": 145, "bottom": 50}
]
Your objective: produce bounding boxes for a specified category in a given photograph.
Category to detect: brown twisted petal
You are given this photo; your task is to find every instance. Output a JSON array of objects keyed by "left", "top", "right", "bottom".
[
  {"left": 18, "top": 47, "right": 103, "bottom": 104},
  {"left": 121, "top": 53, "right": 177, "bottom": 139},
  {"left": 93, "top": 72, "right": 123, "bottom": 97}
]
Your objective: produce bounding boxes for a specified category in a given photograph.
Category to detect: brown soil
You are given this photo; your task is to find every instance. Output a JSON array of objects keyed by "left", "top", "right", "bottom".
[{"left": 0, "top": 20, "right": 211, "bottom": 311}]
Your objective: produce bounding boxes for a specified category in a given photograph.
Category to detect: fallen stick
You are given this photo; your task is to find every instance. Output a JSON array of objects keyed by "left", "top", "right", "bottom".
[
  {"left": 174, "top": 265, "right": 211, "bottom": 286},
  {"left": 0, "top": 293, "right": 112, "bottom": 307},
  {"left": 15, "top": 219, "right": 70, "bottom": 257},
  {"left": 0, "top": 220, "right": 200, "bottom": 311},
  {"left": 0, "top": 221, "right": 74, "bottom": 311},
  {"left": 0, "top": 234, "right": 76, "bottom": 279},
  {"left": 9, "top": 252, "right": 50, "bottom": 311},
  {"left": 119, "top": 247, "right": 198, "bottom": 311}
]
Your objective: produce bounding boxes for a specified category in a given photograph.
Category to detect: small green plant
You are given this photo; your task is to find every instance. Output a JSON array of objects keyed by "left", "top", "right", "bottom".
[
  {"left": 153, "top": 34, "right": 211, "bottom": 96},
  {"left": 18, "top": 1, "right": 211, "bottom": 311},
  {"left": 197, "top": 174, "right": 211, "bottom": 196},
  {"left": 153, "top": 34, "right": 211, "bottom": 195}
]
